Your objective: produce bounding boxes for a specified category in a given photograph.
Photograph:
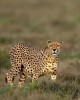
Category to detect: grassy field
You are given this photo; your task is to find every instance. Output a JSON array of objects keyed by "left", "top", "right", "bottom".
[{"left": 0, "top": 0, "right": 80, "bottom": 100}]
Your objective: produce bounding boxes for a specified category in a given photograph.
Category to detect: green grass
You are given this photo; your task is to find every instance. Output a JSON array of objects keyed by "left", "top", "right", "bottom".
[
  {"left": 0, "top": 38, "right": 13, "bottom": 44},
  {"left": 60, "top": 52, "right": 80, "bottom": 60},
  {"left": 26, "top": 19, "right": 46, "bottom": 33},
  {"left": 52, "top": 17, "right": 80, "bottom": 31},
  {"left": 0, "top": 50, "right": 10, "bottom": 69},
  {"left": 0, "top": 75, "right": 80, "bottom": 100}
]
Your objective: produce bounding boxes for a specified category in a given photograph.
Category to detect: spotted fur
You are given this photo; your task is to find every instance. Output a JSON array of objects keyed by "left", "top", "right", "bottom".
[{"left": 5, "top": 41, "right": 62, "bottom": 86}]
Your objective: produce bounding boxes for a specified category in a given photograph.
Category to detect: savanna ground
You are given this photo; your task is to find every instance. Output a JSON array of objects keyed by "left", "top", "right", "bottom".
[{"left": 0, "top": 0, "right": 80, "bottom": 100}]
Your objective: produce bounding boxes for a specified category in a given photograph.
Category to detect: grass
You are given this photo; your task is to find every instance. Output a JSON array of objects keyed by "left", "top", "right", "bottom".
[
  {"left": 0, "top": 50, "right": 10, "bottom": 69},
  {"left": 0, "top": 73, "right": 80, "bottom": 100},
  {"left": 51, "top": 17, "right": 80, "bottom": 31},
  {"left": 26, "top": 19, "right": 46, "bottom": 33},
  {"left": 0, "top": 38, "right": 13, "bottom": 44},
  {"left": 60, "top": 52, "right": 80, "bottom": 60}
]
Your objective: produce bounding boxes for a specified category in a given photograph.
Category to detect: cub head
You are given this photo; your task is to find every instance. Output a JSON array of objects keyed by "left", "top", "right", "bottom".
[{"left": 47, "top": 40, "right": 63, "bottom": 56}]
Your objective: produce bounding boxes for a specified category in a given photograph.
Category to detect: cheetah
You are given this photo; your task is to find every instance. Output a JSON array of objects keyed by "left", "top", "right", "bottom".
[{"left": 5, "top": 41, "right": 63, "bottom": 86}]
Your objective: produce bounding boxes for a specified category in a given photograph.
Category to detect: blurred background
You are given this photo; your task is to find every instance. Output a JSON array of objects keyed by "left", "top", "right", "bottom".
[{"left": 0, "top": 0, "right": 80, "bottom": 100}]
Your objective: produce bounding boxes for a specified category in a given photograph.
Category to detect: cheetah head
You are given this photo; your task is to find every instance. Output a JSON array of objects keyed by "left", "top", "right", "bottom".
[{"left": 47, "top": 41, "right": 63, "bottom": 56}]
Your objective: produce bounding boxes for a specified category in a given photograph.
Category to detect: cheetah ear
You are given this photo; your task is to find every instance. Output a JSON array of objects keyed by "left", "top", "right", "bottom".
[
  {"left": 47, "top": 40, "right": 51, "bottom": 44},
  {"left": 60, "top": 41, "right": 63, "bottom": 45},
  {"left": 60, "top": 41, "right": 63, "bottom": 48},
  {"left": 47, "top": 40, "right": 52, "bottom": 47}
]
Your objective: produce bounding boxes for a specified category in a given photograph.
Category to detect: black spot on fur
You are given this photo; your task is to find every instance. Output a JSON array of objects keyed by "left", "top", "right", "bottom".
[{"left": 22, "top": 72, "right": 25, "bottom": 76}]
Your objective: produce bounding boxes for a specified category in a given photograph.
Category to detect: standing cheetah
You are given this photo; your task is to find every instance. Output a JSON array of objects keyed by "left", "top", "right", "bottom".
[{"left": 5, "top": 41, "right": 63, "bottom": 86}]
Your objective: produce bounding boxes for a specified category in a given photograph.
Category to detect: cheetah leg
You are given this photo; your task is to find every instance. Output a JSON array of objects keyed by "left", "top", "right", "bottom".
[
  {"left": 51, "top": 70, "right": 57, "bottom": 80},
  {"left": 6, "top": 64, "right": 21, "bottom": 85},
  {"left": 51, "top": 74, "right": 57, "bottom": 80},
  {"left": 5, "top": 73, "right": 14, "bottom": 86},
  {"left": 32, "top": 74, "right": 39, "bottom": 82},
  {"left": 7, "top": 52, "right": 22, "bottom": 85},
  {"left": 18, "top": 73, "right": 27, "bottom": 87}
]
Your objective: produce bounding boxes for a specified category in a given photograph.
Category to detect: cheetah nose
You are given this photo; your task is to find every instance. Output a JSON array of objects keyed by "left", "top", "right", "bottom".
[{"left": 53, "top": 49, "right": 56, "bottom": 51}]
